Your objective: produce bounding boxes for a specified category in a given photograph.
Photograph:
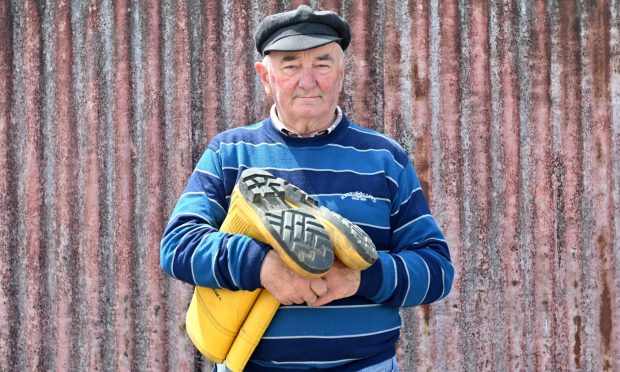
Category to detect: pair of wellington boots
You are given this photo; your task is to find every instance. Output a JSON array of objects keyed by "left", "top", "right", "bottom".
[{"left": 186, "top": 168, "right": 378, "bottom": 371}]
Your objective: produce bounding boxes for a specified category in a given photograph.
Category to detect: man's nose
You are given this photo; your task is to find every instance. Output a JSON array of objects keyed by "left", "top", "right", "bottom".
[{"left": 298, "top": 67, "right": 317, "bottom": 90}]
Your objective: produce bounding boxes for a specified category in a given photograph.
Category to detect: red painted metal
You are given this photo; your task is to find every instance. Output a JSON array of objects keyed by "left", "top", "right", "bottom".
[{"left": 0, "top": 1, "right": 618, "bottom": 371}]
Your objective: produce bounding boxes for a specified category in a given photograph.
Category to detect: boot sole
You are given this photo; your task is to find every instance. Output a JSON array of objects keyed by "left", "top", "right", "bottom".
[
  {"left": 226, "top": 169, "right": 334, "bottom": 277},
  {"left": 249, "top": 169, "right": 378, "bottom": 270}
]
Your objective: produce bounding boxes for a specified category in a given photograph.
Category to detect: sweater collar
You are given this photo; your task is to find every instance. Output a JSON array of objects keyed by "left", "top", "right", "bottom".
[{"left": 270, "top": 104, "right": 343, "bottom": 137}]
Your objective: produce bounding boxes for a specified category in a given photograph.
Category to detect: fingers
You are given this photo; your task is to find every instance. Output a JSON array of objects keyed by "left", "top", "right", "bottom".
[
  {"left": 260, "top": 251, "right": 361, "bottom": 307},
  {"left": 309, "top": 278, "right": 328, "bottom": 297},
  {"left": 309, "top": 261, "right": 361, "bottom": 306},
  {"left": 311, "top": 292, "right": 336, "bottom": 307},
  {"left": 301, "top": 290, "right": 318, "bottom": 305},
  {"left": 275, "top": 282, "right": 317, "bottom": 305},
  {"left": 261, "top": 251, "right": 322, "bottom": 305}
]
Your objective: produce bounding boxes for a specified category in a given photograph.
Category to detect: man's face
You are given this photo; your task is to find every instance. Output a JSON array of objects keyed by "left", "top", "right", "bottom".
[{"left": 255, "top": 42, "right": 345, "bottom": 126}]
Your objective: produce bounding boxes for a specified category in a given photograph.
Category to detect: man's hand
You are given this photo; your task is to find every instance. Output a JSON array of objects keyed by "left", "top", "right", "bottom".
[
  {"left": 260, "top": 250, "right": 327, "bottom": 306},
  {"left": 312, "top": 259, "right": 360, "bottom": 307}
]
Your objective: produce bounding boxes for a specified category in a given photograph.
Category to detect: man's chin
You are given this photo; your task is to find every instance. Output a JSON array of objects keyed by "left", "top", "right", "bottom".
[{"left": 291, "top": 106, "right": 325, "bottom": 117}]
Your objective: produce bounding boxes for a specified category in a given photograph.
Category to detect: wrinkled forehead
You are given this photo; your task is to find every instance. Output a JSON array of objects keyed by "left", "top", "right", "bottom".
[{"left": 266, "top": 42, "right": 343, "bottom": 64}]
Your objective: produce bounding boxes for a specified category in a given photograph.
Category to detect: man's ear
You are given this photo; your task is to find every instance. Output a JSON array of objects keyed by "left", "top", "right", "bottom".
[
  {"left": 337, "top": 63, "right": 345, "bottom": 93},
  {"left": 254, "top": 62, "right": 272, "bottom": 96}
]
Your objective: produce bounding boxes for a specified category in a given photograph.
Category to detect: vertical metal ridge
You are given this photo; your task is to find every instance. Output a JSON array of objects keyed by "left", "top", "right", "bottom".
[
  {"left": 53, "top": 0, "right": 78, "bottom": 369},
  {"left": 231, "top": 1, "right": 256, "bottom": 126},
  {"left": 587, "top": 1, "right": 615, "bottom": 370},
  {"left": 200, "top": 0, "right": 224, "bottom": 146},
  {"left": 610, "top": 0, "right": 620, "bottom": 366},
  {"left": 17, "top": 2, "right": 45, "bottom": 371},
  {"left": 381, "top": 1, "right": 404, "bottom": 149},
  {"left": 557, "top": 0, "right": 586, "bottom": 369},
  {"left": 111, "top": 2, "right": 135, "bottom": 370},
  {"left": 456, "top": 0, "right": 479, "bottom": 370},
  {"left": 40, "top": 1, "right": 58, "bottom": 370},
  {"left": 398, "top": 0, "right": 429, "bottom": 368},
  {"left": 0, "top": 1, "right": 16, "bottom": 370},
  {"left": 487, "top": 0, "right": 510, "bottom": 370},
  {"left": 530, "top": 1, "right": 555, "bottom": 369},
  {"left": 515, "top": 1, "right": 536, "bottom": 369},
  {"left": 548, "top": 1, "right": 572, "bottom": 367},
  {"left": 7, "top": 1, "right": 25, "bottom": 368},
  {"left": 141, "top": 2, "right": 167, "bottom": 369},
  {"left": 342, "top": 1, "right": 376, "bottom": 128},
  {"left": 77, "top": 0, "right": 106, "bottom": 370},
  {"left": 434, "top": 2, "right": 466, "bottom": 369},
  {"left": 128, "top": 1, "right": 148, "bottom": 369},
  {"left": 162, "top": 0, "right": 195, "bottom": 369},
  {"left": 1, "top": 1, "right": 619, "bottom": 370},
  {"left": 576, "top": 0, "right": 598, "bottom": 369},
  {"left": 496, "top": 2, "right": 523, "bottom": 369},
  {"left": 99, "top": 0, "right": 119, "bottom": 369}
]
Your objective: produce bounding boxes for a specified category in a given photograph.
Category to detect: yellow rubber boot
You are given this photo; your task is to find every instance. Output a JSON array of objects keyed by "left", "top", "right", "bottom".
[
  {"left": 219, "top": 173, "right": 334, "bottom": 278},
  {"left": 186, "top": 287, "right": 260, "bottom": 363},
  {"left": 280, "top": 178, "right": 378, "bottom": 270},
  {"left": 224, "top": 171, "right": 379, "bottom": 371},
  {"left": 225, "top": 290, "right": 280, "bottom": 372},
  {"left": 186, "top": 168, "right": 334, "bottom": 363}
]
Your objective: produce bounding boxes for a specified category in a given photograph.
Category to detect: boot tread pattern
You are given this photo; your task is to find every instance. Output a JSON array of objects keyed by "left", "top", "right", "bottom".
[
  {"left": 239, "top": 168, "right": 376, "bottom": 267},
  {"left": 240, "top": 170, "right": 333, "bottom": 274},
  {"left": 322, "top": 208, "right": 378, "bottom": 263},
  {"left": 264, "top": 210, "right": 333, "bottom": 271},
  {"left": 245, "top": 171, "right": 319, "bottom": 208}
]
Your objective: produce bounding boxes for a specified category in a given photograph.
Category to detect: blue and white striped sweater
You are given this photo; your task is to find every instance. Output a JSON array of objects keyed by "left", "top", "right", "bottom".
[{"left": 160, "top": 116, "right": 454, "bottom": 370}]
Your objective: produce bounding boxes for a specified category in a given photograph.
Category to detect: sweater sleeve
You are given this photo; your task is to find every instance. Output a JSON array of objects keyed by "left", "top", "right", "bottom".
[
  {"left": 159, "top": 147, "right": 270, "bottom": 290},
  {"left": 356, "top": 161, "right": 454, "bottom": 307}
]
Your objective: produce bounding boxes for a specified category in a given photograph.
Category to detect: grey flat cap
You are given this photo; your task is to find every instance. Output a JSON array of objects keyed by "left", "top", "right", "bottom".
[{"left": 254, "top": 5, "right": 351, "bottom": 56}]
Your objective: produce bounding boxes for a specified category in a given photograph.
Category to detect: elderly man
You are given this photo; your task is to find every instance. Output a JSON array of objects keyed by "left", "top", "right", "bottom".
[{"left": 161, "top": 5, "right": 454, "bottom": 371}]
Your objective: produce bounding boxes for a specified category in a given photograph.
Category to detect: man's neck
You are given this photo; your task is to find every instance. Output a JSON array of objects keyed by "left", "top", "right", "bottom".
[
  {"left": 275, "top": 109, "right": 335, "bottom": 136},
  {"left": 271, "top": 105, "right": 342, "bottom": 137}
]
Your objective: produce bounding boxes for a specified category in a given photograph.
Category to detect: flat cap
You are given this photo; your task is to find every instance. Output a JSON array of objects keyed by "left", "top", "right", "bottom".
[{"left": 254, "top": 5, "right": 351, "bottom": 56}]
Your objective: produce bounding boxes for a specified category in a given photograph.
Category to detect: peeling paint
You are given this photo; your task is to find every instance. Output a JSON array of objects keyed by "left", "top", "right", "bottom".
[{"left": 0, "top": 1, "right": 618, "bottom": 371}]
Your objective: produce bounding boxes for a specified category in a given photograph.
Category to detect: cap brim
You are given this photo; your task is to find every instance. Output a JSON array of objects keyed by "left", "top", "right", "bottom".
[{"left": 263, "top": 34, "right": 341, "bottom": 54}]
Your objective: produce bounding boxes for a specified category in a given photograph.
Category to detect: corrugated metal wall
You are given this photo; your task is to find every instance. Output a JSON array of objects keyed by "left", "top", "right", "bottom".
[{"left": 1, "top": 0, "right": 618, "bottom": 371}]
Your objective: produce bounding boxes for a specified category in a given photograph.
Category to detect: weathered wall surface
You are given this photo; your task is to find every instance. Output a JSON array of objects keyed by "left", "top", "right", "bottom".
[{"left": 1, "top": 0, "right": 618, "bottom": 371}]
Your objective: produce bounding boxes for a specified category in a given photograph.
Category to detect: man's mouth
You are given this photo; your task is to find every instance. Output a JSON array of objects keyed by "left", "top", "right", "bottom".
[{"left": 296, "top": 96, "right": 321, "bottom": 99}]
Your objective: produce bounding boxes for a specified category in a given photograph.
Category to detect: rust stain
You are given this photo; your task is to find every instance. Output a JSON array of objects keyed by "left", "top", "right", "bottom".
[
  {"left": 573, "top": 315, "right": 582, "bottom": 368},
  {"left": 596, "top": 137, "right": 604, "bottom": 166},
  {"left": 600, "top": 278, "right": 612, "bottom": 371},
  {"left": 0, "top": 1, "right": 618, "bottom": 371},
  {"left": 417, "top": 158, "right": 431, "bottom": 205},
  {"left": 421, "top": 304, "right": 431, "bottom": 328},
  {"left": 598, "top": 233, "right": 612, "bottom": 354},
  {"left": 590, "top": 0, "right": 610, "bottom": 104},
  {"left": 346, "top": 1, "right": 374, "bottom": 127},
  {"left": 410, "top": 0, "right": 431, "bottom": 208},
  {"left": 382, "top": 0, "right": 404, "bottom": 143},
  {"left": 413, "top": 62, "right": 428, "bottom": 100}
]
